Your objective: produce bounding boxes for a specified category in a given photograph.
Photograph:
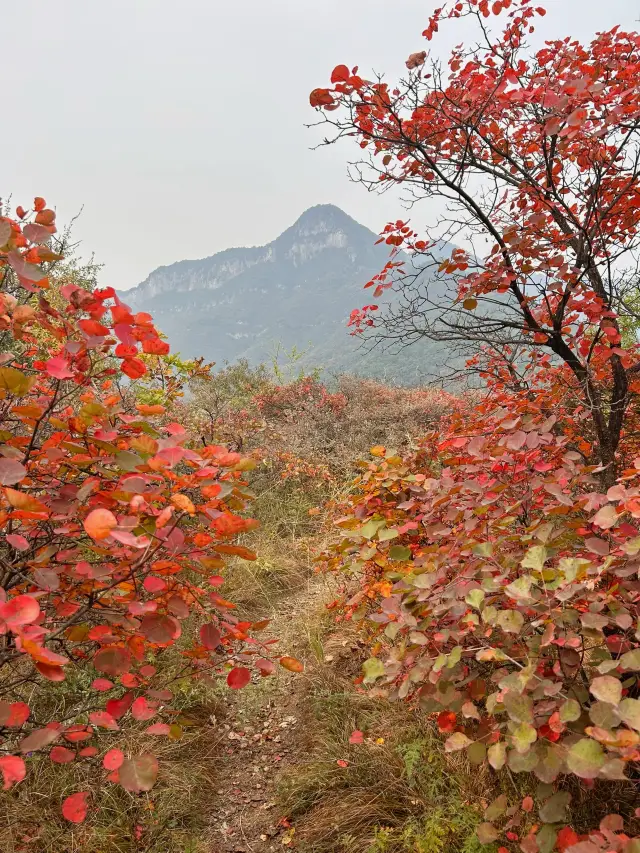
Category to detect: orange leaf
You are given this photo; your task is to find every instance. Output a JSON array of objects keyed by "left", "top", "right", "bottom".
[
  {"left": 83, "top": 508, "right": 117, "bottom": 540},
  {"left": 279, "top": 656, "right": 304, "bottom": 673},
  {"left": 4, "top": 488, "right": 48, "bottom": 513}
]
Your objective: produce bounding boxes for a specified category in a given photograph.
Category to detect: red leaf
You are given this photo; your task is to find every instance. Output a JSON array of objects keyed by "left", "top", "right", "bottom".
[
  {"left": 93, "top": 647, "right": 132, "bottom": 676},
  {"left": 227, "top": 667, "right": 251, "bottom": 689},
  {"left": 19, "top": 727, "right": 60, "bottom": 753},
  {"left": 89, "top": 711, "right": 119, "bottom": 730},
  {"left": 145, "top": 723, "right": 171, "bottom": 735},
  {"left": 0, "top": 458, "right": 27, "bottom": 486},
  {"left": 121, "top": 358, "right": 147, "bottom": 379},
  {"left": 437, "top": 711, "right": 457, "bottom": 732},
  {"left": 6, "top": 533, "right": 29, "bottom": 551},
  {"left": 106, "top": 692, "right": 134, "bottom": 720},
  {"left": 167, "top": 595, "right": 189, "bottom": 619},
  {"left": 62, "top": 791, "right": 89, "bottom": 824},
  {"left": 140, "top": 613, "right": 180, "bottom": 644},
  {"left": 349, "top": 730, "right": 364, "bottom": 745},
  {"left": 91, "top": 678, "right": 115, "bottom": 691},
  {"left": 557, "top": 826, "right": 579, "bottom": 851},
  {"left": 50, "top": 746, "right": 75, "bottom": 764},
  {"left": 0, "top": 755, "right": 26, "bottom": 789},
  {"left": 330, "top": 64, "right": 350, "bottom": 83},
  {"left": 143, "top": 575, "right": 166, "bottom": 594},
  {"left": 131, "top": 697, "right": 157, "bottom": 721},
  {"left": 406, "top": 51, "right": 427, "bottom": 69},
  {"left": 256, "top": 658, "right": 276, "bottom": 676},
  {"left": 200, "top": 623, "right": 221, "bottom": 650},
  {"left": 103, "top": 748, "right": 124, "bottom": 770},
  {"left": 141, "top": 338, "right": 170, "bottom": 355},
  {"left": 309, "top": 88, "right": 335, "bottom": 108},
  {"left": 0, "top": 701, "right": 30, "bottom": 727},
  {"left": 63, "top": 725, "right": 94, "bottom": 743},
  {"left": 45, "top": 356, "right": 74, "bottom": 380},
  {"left": 522, "top": 796, "right": 534, "bottom": 812},
  {"left": 0, "top": 594, "right": 40, "bottom": 628},
  {"left": 36, "top": 662, "right": 66, "bottom": 681}
]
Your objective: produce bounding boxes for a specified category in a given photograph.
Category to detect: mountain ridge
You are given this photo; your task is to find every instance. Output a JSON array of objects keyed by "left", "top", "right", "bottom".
[{"left": 122, "top": 204, "right": 454, "bottom": 384}]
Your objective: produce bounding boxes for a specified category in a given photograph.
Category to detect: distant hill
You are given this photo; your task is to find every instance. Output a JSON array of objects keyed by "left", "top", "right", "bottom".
[{"left": 121, "top": 204, "right": 457, "bottom": 384}]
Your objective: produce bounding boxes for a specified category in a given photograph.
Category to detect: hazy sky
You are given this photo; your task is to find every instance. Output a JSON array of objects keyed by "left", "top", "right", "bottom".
[{"left": 3, "top": 0, "right": 639, "bottom": 289}]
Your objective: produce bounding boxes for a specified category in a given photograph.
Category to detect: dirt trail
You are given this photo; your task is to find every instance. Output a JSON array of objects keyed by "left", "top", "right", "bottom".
[{"left": 207, "top": 571, "right": 333, "bottom": 853}]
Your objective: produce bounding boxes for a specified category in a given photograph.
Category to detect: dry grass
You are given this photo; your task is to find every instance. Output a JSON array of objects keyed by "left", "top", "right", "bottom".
[
  {"left": 0, "top": 721, "right": 223, "bottom": 853},
  {"left": 276, "top": 621, "right": 499, "bottom": 853}
]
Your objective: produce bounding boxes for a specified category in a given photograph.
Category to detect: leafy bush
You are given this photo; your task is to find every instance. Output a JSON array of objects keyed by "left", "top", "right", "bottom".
[
  {"left": 0, "top": 199, "right": 300, "bottom": 825},
  {"left": 321, "top": 354, "right": 640, "bottom": 850}
]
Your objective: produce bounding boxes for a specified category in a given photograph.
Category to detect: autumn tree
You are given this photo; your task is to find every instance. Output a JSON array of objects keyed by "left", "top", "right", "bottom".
[{"left": 310, "top": 0, "right": 640, "bottom": 484}]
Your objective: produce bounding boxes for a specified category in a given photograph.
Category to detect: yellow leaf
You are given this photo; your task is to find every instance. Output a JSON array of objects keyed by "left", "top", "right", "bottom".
[{"left": 0, "top": 368, "right": 35, "bottom": 397}]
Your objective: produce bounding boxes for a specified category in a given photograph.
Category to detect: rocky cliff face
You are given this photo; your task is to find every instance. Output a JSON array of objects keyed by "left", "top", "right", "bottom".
[{"left": 122, "top": 204, "right": 453, "bottom": 383}]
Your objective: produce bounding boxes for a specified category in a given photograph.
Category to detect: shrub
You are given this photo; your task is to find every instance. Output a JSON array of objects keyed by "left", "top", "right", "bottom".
[
  {"left": 321, "top": 357, "right": 640, "bottom": 851},
  {"left": 0, "top": 199, "right": 298, "bottom": 824}
]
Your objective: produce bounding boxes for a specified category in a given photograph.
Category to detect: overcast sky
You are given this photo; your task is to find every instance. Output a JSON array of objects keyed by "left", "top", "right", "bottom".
[{"left": 3, "top": 0, "right": 639, "bottom": 289}]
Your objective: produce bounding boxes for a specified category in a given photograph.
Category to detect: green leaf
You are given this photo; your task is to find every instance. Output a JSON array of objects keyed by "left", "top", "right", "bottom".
[
  {"left": 481, "top": 605, "right": 498, "bottom": 625},
  {"left": 505, "top": 575, "right": 534, "bottom": 600},
  {"left": 359, "top": 519, "right": 384, "bottom": 540},
  {"left": 539, "top": 791, "right": 571, "bottom": 823},
  {"left": 620, "top": 649, "right": 640, "bottom": 671},
  {"left": 487, "top": 741, "right": 506, "bottom": 770},
  {"left": 558, "top": 557, "right": 590, "bottom": 582},
  {"left": 497, "top": 609, "right": 524, "bottom": 634},
  {"left": 476, "top": 823, "right": 499, "bottom": 844},
  {"left": 114, "top": 451, "right": 145, "bottom": 472},
  {"left": 566, "top": 738, "right": 605, "bottom": 779},
  {"left": 485, "top": 794, "right": 507, "bottom": 820},
  {"left": 511, "top": 722, "right": 537, "bottom": 754},
  {"left": 446, "top": 646, "right": 462, "bottom": 668},
  {"left": 362, "top": 657, "right": 385, "bottom": 684},
  {"left": 467, "top": 741, "right": 486, "bottom": 765},
  {"left": 618, "top": 697, "right": 640, "bottom": 731},
  {"left": 559, "top": 699, "right": 581, "bottom": 723},
  {"left": 521, "top": 545, "right": 548, "bottom": 571},
  {"left": 590, "top": 675, "right": 622, "bottom": 705},
  {"left": 444, "top": 732, "right": 472, "bottom": 752},
  {"left": 472, "top": 542, "right": 493, "bottom": 557},
  {"left": 378, "top": 527, "right": 398, "bottom": 541},
  {"left": 534, "top": 743, "right": 563, "bottom": 783},
  {"left": 589, "top": 701, "right": 620, "bottom": 729},
  {"left": 509, "top": 748, "right": 538, "bottom": 773},
  {"left": 503, "top": 691, "right": 534, "bottom": 724},
  {"left": 536, "top": 824, "right": 558, "bottom": 853},
  {"left": 388, "top": 545, "right": 411, "bottom": 561},
  {"left": 465, "top": 588, "right": 485, "bottom": 610}
]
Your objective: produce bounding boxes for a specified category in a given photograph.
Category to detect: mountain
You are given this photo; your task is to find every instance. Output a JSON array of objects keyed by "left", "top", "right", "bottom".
[{"left": 122, "top": 204, "right": 454, "bottom": 384}]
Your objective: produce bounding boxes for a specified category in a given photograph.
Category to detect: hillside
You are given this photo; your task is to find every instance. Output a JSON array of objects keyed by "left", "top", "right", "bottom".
[{"left": 121, "top": 204, "right": 455, "bottom": 383}]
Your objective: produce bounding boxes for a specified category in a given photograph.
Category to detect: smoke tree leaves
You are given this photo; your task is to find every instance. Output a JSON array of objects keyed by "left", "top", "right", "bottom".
[
  {"left": 0, "top": 197, "right": 297, "bottom": 826},
  {"left": 118, "top": 754, "right": 158, "bottom": 793}
]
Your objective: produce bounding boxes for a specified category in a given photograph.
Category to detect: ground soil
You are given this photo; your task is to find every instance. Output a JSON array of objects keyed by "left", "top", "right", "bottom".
[{"left": 207, "top": 572, "right": 334, "bottom": 853}]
